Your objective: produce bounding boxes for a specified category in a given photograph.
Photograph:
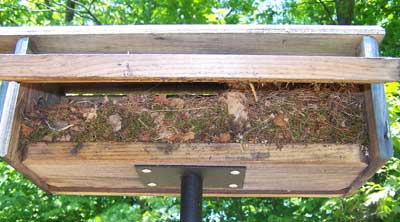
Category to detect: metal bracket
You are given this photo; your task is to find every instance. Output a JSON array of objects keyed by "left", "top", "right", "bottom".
[
  {"left": 0, "top": 37, "right": 30, "bottom": 157},
  {"left": 135, "top": 165, "right": 246, "bottom": 189}
]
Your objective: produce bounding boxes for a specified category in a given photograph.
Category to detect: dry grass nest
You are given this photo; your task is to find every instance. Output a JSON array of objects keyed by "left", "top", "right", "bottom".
[{"left": 20, "top": 83, "right": 368, "bottom": 148}]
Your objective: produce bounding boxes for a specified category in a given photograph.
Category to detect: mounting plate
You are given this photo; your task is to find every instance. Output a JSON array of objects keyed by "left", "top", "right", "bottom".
[{"left": 135, "top": 165, "right": 246, "bottom": 189}]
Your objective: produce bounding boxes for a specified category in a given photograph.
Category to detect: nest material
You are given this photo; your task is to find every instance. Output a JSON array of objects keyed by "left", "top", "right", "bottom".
[{"left": 20, "top": 83, "right": 368, "bottom": 147}]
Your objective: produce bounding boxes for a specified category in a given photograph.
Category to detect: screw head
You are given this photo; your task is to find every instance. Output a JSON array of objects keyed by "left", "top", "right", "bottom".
[
  {"left": 141, "top": 168, "right": 152, "bottom": 174},
  {"left": 228, "top": 184, "right": 239, "bottom": 188},
  {"left": 147, "top": 182, "right": 157, "bottom": 187},
  {"left": 230, "top": 170, "right": 241, "bottom": 175}
]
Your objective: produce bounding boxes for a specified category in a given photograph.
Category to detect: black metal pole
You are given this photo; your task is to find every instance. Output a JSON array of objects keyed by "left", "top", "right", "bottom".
[{"left": 180, "top": 172, "right": 203, "bottom": 222}]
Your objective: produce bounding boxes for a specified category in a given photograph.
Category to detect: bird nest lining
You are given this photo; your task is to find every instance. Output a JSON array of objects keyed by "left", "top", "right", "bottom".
[{"left": 20, "top": 83, "right": 368, "bottom": 148}]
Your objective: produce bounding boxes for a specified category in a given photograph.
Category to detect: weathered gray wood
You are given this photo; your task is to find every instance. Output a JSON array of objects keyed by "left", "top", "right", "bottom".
[
  {"left": 0, "top": 25, "right": 385, "bottom": 56},
  {"left": 1, "top": 38, "right": 53, "bottom": 192},
  {"left": 361, "top": 36, "right": 393, "bottom": 160},
  {"left": 23, "top": 142, "right": 367, "bottom": 196},
  {"left": 0, "top": 37, "right": 29, "bottom": 156},
  {"left": 49, "top": 187, "right": 346, "bottom": 198},
  {"left": 0, "top": 54, "right": 398, "bottom": 83},
  {"left": 346, "top": 36, "right": 394, "bottom": 195}
]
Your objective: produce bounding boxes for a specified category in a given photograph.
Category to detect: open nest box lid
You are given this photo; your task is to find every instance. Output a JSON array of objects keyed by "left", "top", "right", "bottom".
[{"left": 0, "top": 25, "right": 396, "bottom": 197}]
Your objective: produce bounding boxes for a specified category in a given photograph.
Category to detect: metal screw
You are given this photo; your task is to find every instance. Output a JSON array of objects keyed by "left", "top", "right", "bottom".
[
  {"left": 147, "top": 182, "right": 157, "bottom": 187},
  {"left": 142, "top": 168, "right": 152, "bottom": 174},
  {"left": 230, "top": 170, "right": 240, "bottom": 175},
  {"left": 228, "top": 184, "right": 238, "bottom": 188}
]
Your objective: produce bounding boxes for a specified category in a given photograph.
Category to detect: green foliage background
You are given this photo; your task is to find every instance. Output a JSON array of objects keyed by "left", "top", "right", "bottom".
[{"left": 0, "top": 0, "right": 399, "bottom": 221}]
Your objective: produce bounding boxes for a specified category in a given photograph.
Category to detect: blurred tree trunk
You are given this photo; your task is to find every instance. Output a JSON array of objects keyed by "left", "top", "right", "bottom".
[
  {"left": 335, "top": 0, "right": 354, "bottom": 24},
  {"left": 65, "top": 0, "right": 76, "bottom": 23}
]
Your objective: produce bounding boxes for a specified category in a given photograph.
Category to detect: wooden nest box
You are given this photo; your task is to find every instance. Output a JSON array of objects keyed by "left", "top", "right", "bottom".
[{"left": 0, "top": 25, "right": 398, "bottom": 198}]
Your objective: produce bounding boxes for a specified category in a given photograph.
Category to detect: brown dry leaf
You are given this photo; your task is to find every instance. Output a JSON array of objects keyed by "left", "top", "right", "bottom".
[
  {"left": 158, "top": 126, "right": 175, "bottom": 140},
  {"left": 71, "top": 125, "right": 84, "bottom": 132},
  {"left": 42, "top": 135, "right": 53, "bottom": 142},
  {"left": 163, "top": 120, "right": 173, "bottom": 127},
  {"left": 219, "top": 92, "right": 248, "bottom": 125},
  {"left": 154, "top": 95, "right": 169, "bottom": 105},
  {"left": 21, "top": 124, "right": 33, "bottom": 137},
  {"left": 218, "top": 133, "right": 231, "bottom": 143},
  {"left": 103, "top": 96, "right": 110, "bottom": 104},
  {"left": 155, "top": 95, "right": 185, "bottom": 109},
  {"left": 138, "top": 131, "right": 151, "bottom": 142},
  {"left": 181, "top": 112, "right": 190, "bottom": 120},
  {"left": 248, "top": 137, "right": 257, "bottom": 143},
  {"left": 168, "top": 133, "right": 182, "bottom": 143},
  {"left": 273, "top": 113, "right": 288, "bottom": 127},
  {"left": 168, "top": 98, "right": 185, "bottom": 109},
  {"left": 83, "top": 106, "right": 97, "bottom": 121},
  {"left": 69, "top": 119, "right": 82, "bottom": 125},
  {"left": 58, "top": 134, "right": 71, "bottom": 142},
  {"left": 182, "top": 131, "right": 195, "bottom": 142},
  {"left": 152, "top": 112, "right": 165, "bottom": 126},
  {"left": 108, "top": 114, "right": 122, "bottom": 132}
]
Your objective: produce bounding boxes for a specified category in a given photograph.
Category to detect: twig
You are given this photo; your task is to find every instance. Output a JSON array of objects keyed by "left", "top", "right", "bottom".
[
  {"left": 57, "top": 124, "right": 75, "bottom": 132},
  {"left": 249, "top": 82, "right": 258, "bottom": 103},
  {"left": 241, "top": 116, "right": 273, "bottom": 140},
  {"left": 74, "top": 100, "right": 95, "bottom": 105},
  {"left": 70, "top": 0, "right": 102, "bottom": 24},
  {"left": 151, "top": 107, "right": 212, "bottom": 112},
  {"left": 317, "top": 0, "right": 336, "bottom": 24},
  {"left": 44, "top": 120, "right": 74, "bottom": 132},
  {"left": 44, "top": 120, "right": 56, "bottom": 131},
  {"left": 224, "top": 8, "right": 234, "bottom": 19},
  {"left": 138, "top": 118, "right": 149, "bottom": 128}
]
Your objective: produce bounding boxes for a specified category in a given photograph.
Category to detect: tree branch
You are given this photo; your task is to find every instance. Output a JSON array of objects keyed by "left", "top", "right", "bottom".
[
  {"left": 225, "top": 8, "right": 234, "bottom": 18},
  {"left": 70, "top": 0, "right": 102, "bottom": 25},
  {"left": 65, "top": 0, "right": 76, "bottom": 23},
  {"left": 317, "top": 0, "right": 336, "bottom": 24}
]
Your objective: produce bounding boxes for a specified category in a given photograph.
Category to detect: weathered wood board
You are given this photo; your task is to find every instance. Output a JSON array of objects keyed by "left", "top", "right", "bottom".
[
  {"left": 23, "top": 142, "right": 367, "bottom": 197},
  {"left": 0, "top": 25, "right": 385, "bottom": 56},
  {"left": 0, "top": 54, "right": 398, "bottom": 83},
  {"left": 345, "top": 36, "right": 394, "bottom": 195}
]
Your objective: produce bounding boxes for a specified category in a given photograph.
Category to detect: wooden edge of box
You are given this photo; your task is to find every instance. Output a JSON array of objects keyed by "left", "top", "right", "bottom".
[
  {"left": 22, "top": 141, "right": 367, "bottom": 197},
  {"left": 0, "top": 54, "right": 398, "bottom": 83},
  {"left": 344, "top": 36, "right": 394, "bottom": 196},
  {"left": 0, "top": 25, "right": 386, "bottom": 36},
  {"left": 344, "top": 84, "right": 393, "bottom": 196},
  {"left": 2, "top": 84, "right": 51, "bottom": 193},
  {"left": 0, "top": 25, "right": 385, "bottom": 55},
  {"left": 48, "top": 186, "right": 346, "bottom": 198}
]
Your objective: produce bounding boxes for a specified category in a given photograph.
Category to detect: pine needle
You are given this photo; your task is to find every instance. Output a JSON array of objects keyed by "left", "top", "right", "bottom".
[{"left": 249, "top": 82, "right": 258, "bottom": 103}]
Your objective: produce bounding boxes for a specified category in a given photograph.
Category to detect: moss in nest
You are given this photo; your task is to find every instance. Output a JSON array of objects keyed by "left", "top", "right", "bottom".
[
  {"left": 189, "top": 112, "right": 208, "bottom": 136},
  {"left": 29, "top": 125, "right": 52, "bottom": 141},
  {"left": 212, "top": 106, "right": 231, "bottom": 132},
  {"left": 85, "top": 113, "right": 114, "bottom": 142},
  {"left": 164, "top": 111, "right": 175, "bottom": 120},
  {"left": 138, "top": 112, "right": 155, "bottom": 128}
]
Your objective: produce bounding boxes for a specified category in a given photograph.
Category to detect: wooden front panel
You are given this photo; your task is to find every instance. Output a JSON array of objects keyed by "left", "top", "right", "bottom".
[{"left": 22, "top": 142, "right": 367, "bottom": 196}]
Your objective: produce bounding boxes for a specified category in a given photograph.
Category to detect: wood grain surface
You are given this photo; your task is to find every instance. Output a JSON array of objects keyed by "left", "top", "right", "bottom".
[{"left": 0, "top": 54, "right": 398, "bottom": 83}]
